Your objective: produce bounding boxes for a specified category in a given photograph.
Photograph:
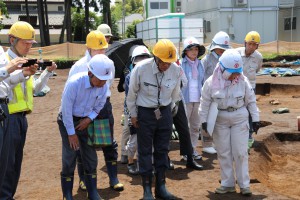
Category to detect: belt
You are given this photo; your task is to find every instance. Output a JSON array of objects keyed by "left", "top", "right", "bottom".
[
  {"left": 14, "top": 111, "right": 27, "bottom": 116},
  {"left": 0, "top": 97, "right": 9, "bottom": 104},
  {"left": 73, "top": 115, "right": 86, "bottom": 121},
  {"left": 139, "top": 105, "right": 170, "bottom": 111},
  {"left": 219, "top": 107, "right": 241, "bottom": 112}
]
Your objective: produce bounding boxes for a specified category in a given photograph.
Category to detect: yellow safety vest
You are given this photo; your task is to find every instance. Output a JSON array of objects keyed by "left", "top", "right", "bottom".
[
  {"left": 8, "top": 77, "right": 34, "bottom": 114},
  {"left": 5, "top": 52, "right": 34, "bottom": 114}
]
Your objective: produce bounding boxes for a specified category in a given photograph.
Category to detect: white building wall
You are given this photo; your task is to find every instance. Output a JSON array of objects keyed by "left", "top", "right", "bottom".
[
  {"left": 147, "top": 0, "right": 171, "bottom": 18},
  {"left": 278, "top": 6, "right": 300, "bottom": 42},
  {"left": 136, "top": 17, "right": 204, "bottom": 51},
  {"left": 181, "top": 0, "right": 279, "bottom": 43}
]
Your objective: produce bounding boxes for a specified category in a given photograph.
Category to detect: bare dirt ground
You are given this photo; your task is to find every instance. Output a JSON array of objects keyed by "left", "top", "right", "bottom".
[{"left": 13, "top": 68, "right": 300, "bottom": 200}]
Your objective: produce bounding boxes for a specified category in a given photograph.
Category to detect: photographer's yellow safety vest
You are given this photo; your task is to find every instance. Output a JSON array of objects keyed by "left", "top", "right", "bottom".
[
  {"left": 5, "top": 52, "right": 34, "bottom": 114},
  {"left": 8, "top": 77, "right": 34, "bottom": 114}
]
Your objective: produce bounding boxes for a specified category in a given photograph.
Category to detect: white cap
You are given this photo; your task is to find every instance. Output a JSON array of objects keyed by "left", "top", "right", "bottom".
[
  {"left": 219, "top": 49, "right": 243, "bottom": 73},
  {"left": 87, "top": 54, "right": 113, "bottom": 80},
  {"left": 209, "top": 31, "right": 230, "bottom": 51},
  {"left": 97, "top": 24, "right": 113, "bottom": 37}
]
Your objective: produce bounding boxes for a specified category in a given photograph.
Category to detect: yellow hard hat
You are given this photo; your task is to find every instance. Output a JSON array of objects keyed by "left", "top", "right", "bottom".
[
  {"left": 8, "top": 21, "right": 36, "bottom": 43},
  {"left": 86, "top": 30, "right": 108, "bottom": 50},
  {"left": 153, "top": 39, "right": 177, "bottom": 63},
  {"left": 245, "top": 31, "right": 260, "bottom": 44}
]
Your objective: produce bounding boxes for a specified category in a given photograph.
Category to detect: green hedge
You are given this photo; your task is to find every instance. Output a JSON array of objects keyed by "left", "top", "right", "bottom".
[{"left": 53, "top": 58, "right": 77, "bottom": 69}]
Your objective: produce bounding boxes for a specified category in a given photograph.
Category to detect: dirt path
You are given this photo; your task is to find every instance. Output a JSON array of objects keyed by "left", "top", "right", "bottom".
[{"left": 13, "top": 69, "right": 300, "bottom": 200}]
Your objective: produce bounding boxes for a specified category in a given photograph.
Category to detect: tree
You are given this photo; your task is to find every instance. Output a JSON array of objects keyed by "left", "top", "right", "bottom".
[
  {"left": 0, "top": 1, "right": 8, "bottom": 30},
  {"left": 72, "top": 8, "right": 101, "bottom": 41},
  {"left": 126, "top": 20, "right": 141, "bottom": 38},
  {"left": 111, "top": 0, "right": 144, "bottom": 38}
]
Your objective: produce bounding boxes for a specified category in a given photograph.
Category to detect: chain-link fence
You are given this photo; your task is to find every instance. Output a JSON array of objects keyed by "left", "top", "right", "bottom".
[{"left": 2, "top": 40, "right": 300, "bottom": 60}]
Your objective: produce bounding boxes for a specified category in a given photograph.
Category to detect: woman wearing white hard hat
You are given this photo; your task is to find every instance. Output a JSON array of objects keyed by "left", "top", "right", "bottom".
[
  {"left": 202, "top": 31, "right": 231, "bottom": 81},
  {"left": 200, "top": 31, "right": 230, "bottom": 154},
  {"left": 199, "top": 49, "right": 260, "bottom": 196},
  {"left": 180, "top": 36, "right": 206, "bottom": 160}
]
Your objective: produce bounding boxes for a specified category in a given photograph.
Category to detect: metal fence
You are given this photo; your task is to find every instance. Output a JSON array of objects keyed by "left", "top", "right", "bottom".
[{"left": 2, "top": 41, "right": 300, "bottom": 60}]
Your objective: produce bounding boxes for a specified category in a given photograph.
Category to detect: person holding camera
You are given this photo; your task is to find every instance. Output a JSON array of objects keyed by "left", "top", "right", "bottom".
[
  {"left": 0, "top": 21, "right": 57, "bottom": 199},
  {"left": 0, "top": 38, "right": 38, "bottom": 194},
  {"left": 199, "top": 49, "right": 259, "bottom": 196}
]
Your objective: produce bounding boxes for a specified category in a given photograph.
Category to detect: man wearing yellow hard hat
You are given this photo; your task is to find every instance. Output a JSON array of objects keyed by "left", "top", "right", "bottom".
[
  {"left": 67, "top": 30, "right": 124, "bottom": 199},
  {"left": 0, "top": 21, "right": 57, "bottom": 199},
  {"left": 236, "top": 31, "right": 263, "bottom": 152},
  {"left": 127, "top": 39, "right": 181, "bottom": 200},
  {"left": 0, "top": 23, "right": 41, "bottom": 194}
]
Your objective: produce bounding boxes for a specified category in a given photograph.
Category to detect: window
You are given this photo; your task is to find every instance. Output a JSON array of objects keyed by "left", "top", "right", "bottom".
[
  {"left": 150, "top": 1, "right": 168, "bottom": 9},
  {"left": 21, "top": 5, "right": 37, "bottom": 11},
  {"left": 204, "top": 20, "right": 211, "bottom": 33},
  {"left": 284, "top": 17, "right": 296, "bottom": 30},
  {"left": 150, "top": 2, "right": 159, "bottom": 9},
  {"left": 160, "top": 2, "right": 168, "bottom": 9},
  {"left": 19, "top": 16, "right": 38, "bottom": 26},
  {"left": 58, "top": 6, "right": 63, "bottom": 11},
  {"left": 177, "top": 2, "right": 181, "bottom": 7},
  {"left": 7, "top": 5, "right": 21, "bottom": 12}
]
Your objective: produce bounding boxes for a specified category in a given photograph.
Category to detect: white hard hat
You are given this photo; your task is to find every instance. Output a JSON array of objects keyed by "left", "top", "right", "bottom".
[
  {"left": 209, "top": 31, "right": 230, "bottom": 51},
  {"left": 182, "top": 37, "right": 206, "bottom": 58},
  {"left": 97, "top": 24, "right": 112, "bottom": 37},
  {"left": 131, "top": 46, "right": 150, "bottom": 60},
  {"left": 129, "top": 45, "right": 140, "bottom": 57},
  {"left": 131, "top": 45, "right": 150, "bottom": 64},
  {"left": 219, "top": 49, "right": 243, "bottom": 73},
  {"left": 87, "top": 54, "right": 113, "bottom": 80}
]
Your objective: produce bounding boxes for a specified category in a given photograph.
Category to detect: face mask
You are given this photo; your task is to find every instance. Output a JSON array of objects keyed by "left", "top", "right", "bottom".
[
  {"left": 222, "top": 70, "right": 232, "bottom": 80},
  {"left": 129, "top": 63, "right": 133, "bottom": 71},
  {"left": 212, "top": 51, "right": 220, "bottom": 60}
]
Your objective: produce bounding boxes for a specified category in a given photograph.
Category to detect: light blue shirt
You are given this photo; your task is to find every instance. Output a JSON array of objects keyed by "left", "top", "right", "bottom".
[
  {"left": 68, "top": 50, "right": 115, "bottom": 97},
  {"left": 180, "top": 57, "right": 204, "bottom": 104},
  {"left": 61, "top": 72, "right": 108, "bottom": 135}
]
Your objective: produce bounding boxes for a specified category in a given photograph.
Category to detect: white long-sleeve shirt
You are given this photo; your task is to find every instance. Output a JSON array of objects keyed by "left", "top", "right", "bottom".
[
  {"left": 0, "top": 49, "right": 52, "bottom": 99},
  {"left": 126, "top": 58, "right": 181, "bottom": 117},
  {"left": 236, "top": 47, "right": 263, "bottom": 88},
  {"left": 200, "top": 75, "right": 259, "bottom": 123}
]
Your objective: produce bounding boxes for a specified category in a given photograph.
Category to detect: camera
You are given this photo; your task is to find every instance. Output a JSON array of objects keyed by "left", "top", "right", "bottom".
[{"left": 21, "top": 59, "right": 37, "bottom": 67}]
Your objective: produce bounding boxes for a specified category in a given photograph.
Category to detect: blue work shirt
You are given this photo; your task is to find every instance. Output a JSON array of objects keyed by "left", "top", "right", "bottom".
[{"left": 60, "top": 72, "right": 108, "bottom": 135}]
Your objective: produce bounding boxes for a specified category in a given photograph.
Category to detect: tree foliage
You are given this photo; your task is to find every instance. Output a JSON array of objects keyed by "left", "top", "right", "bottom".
[
  {"left": 111, "top": 0, "right": 144, "bottom": 38},
  {"left": 0, "top": 0, "right": 9, "bottom": 30},
  {"left": 71, "top": 7, "right": 101, "bottom": 41},
  {"left": 112, "top": 0, "right": 143, "bottom": 20},
  {"left": 126, "top": 20, "right": 141, "bottom": 38}
]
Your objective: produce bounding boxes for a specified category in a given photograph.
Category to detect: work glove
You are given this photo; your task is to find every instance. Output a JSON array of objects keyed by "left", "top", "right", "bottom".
[
  {"left": 202, "top": 122, "right": 208, "bottom": 133},
  {"left": 252, "top": 122, "right": 261, "bottom": 134}
]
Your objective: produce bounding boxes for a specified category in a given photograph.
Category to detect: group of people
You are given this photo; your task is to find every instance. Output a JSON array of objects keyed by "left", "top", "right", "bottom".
[
  {"left": 0, "top": 20, "right": 263, "bottom": 200},
  {"left": 117, "top": 30, "right": 262, "bottom": 199}
]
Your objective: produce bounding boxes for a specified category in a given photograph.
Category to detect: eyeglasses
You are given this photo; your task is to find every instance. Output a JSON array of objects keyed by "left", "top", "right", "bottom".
[{"left": 157, "top": 58, "right": 171, "bottom": 66}]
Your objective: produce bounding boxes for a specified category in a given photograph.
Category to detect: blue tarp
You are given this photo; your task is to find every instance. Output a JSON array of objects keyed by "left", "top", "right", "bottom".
[{"left": 257, "top": 67, "right": 300, "bottom": 76}]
